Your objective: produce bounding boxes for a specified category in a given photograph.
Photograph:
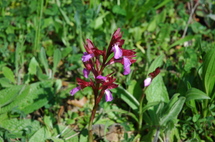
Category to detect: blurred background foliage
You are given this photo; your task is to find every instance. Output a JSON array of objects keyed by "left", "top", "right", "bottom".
[{"left": 0, "top": 0, "right": 215, "bottom": 141}]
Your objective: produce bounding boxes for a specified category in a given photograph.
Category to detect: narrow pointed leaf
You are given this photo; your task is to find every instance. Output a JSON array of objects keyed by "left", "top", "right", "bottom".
[
  {"left": 160, "top": 97, "right": 185, "bottom": 125},
  {"left": 202, "top": 48, "right": 215, "bottom": 96},
  {"left": 113, "top": 86, "right": 139, "bottom": 110},
  {"left": 186, "top": 88, "right": 210, "bottom": 101},
  {"left": 39, "top": 47, "right": 49, "bottom": 75}
]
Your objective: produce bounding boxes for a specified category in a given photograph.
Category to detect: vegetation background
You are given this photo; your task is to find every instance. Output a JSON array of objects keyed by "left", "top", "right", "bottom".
[{"left": 0, "top": 0, "right": 215, "bottom": 141}]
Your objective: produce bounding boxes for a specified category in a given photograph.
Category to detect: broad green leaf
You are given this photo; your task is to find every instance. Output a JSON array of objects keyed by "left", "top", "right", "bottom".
[
  {"left": 147, "top": 18, "right": 157, "bottom": 32},
  {"left": 2, "top": 66, "right": 15, "bottom": 83},
  {"left": 0, "top": 85, "right": 30, "bottom": 115},
  {"left": 61, "top": 47, "right": 72, "bottom": 58},
  {"left": 169, "top": 35, "right": 194, "bottom": 48},
  {"left": 44, "top": 115, "right": 53, "bottom": 129},
  {"left": 192, "top": 114, "right": 200, "bottom": 122},
  {"left": 113, "top": 86, "right": 139, "bottom": 110},
  {"left": 145, "top": 75, "right": 169, "bottom": 103},
  {"left": 0, "top": 77, "right": 14, "bottom": 87},
  {"left": 0, "top": 85, "right": 26, "bottom": 108},
  {"left": 0, "top": 119, "right": 40, "bottom": 138},
  {"left": 39, "top": 47, "right": 49, "bottom": 75},
  {"left": 158, "top": 23, "right": 171, "bottom": 44},
  {"left": 94, "top": 12, "right": 109, "bottom": 29},
  {"left": 202, "top": 48, "right": 215, "bottom": 96},
  {"left": 19, "top": 81, "right": 54, "bottom": 114},
  {"left": 147, "top": 54, "right": 164, "bottom": 75},
  {"left": 186, "top": 88, "right": 210, "bottom": 101},
  {"left": 0, "top": 113, "right": 8, "bottom": 122},
  {"left": 29, "top": 127, "right": 51, "bottom": 142},
  {"left": 55, "top": 79, "right": 62, "bottom": 92},
  {"left": 127, "top": 80, "right": 142, "bottom": 99},
  {"left": 79, "top": 128, "right": 88, "bottom": 142},
  {"left": 53, "top": 49, "right": 62, "bottom": 76},
  {"left": 112, "top": 5, "right": 126, "bottom": 16},
  {"left": 28, "top": 57, "right": 39, "bottom": 75},
  {"left": 160, "top": 97, "right": 186, "bottom": 125},
  {"left": 36, "top": 66, "right": 49, "bottom": 81},
  {"left": 184, "top": 48, "right": 198, "bottom": 72}
]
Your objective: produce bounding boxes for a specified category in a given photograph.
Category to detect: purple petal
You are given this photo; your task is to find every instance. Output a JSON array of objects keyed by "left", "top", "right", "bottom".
[
  {"left": 96, "top": 75, "right": 107, "bottom": 81},
  {"left": 70, "top": 86, "right": 81, "bottom": 96},
  {"left": 105, "top": 89, "right": 113, "bottom": 102},
  {"left": 112, "top": 44, "right": 122, "bottom": 59},
  {"left": 144, "top": 77, "right": 152, "bottom": 87},
  {"left": 82, "top": 52, "right": 94, "bottom": 62},
  {"left": 123, "top": 57, "right": 131, "bottom": 75},
  {"left": 83, "top": 68, "right": 90, "bottom": 78}
]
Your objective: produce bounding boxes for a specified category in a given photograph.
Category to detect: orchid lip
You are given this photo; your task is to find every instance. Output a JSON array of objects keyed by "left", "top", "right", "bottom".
[
  {"left": 105, "top": 89, "right": 113, "bottom": 102},
  {"left": 70, "top": 86, "right": 81, "bottom": 96},
  {"left": 112, "top": 44, "right": 122, "bottom": 59},
  {"left": 96, "top": 75, "right": 107, "bottom": 81},
  {"left": 83, "top": 68, "right": 90, "bottom": 78},
  {"left": 82, "top": 52, "right": 94, "bottom": 62},
  {"left": 123, "top": 57, "right": 131, "bottom": 75}
]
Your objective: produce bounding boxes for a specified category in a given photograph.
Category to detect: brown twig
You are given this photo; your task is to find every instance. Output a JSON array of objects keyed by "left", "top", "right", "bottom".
[{"left": 182, "top": 0, "right": 199, "bottom": 38}]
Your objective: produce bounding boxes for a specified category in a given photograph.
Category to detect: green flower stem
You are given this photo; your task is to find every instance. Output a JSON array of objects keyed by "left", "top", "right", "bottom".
[
  {"left": 133, "top": 88, "right": 146, "bottom": 142},
  {"left": 138, "top": 88, "right": 146, "bottom": 132}
]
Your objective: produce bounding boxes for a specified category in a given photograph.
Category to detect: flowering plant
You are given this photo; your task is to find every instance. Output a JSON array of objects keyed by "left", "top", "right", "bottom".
[{"left": 70, "top": 28, "right": 136, "bottom": 141}]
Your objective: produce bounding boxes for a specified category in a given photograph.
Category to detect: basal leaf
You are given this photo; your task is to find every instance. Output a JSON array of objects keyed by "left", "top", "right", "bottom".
[
  {"left": 186, "top": 88, "right": 210, "bottom": 101},
  {"left": 36, "top": 66, "right": 50, "bottom": 81},
  {"left": 160, "top": 97, "right": 185, "bottom": 125},
  {"left": 39, "top": 47, "right": 49, "bottom": 75},
  {"left": 0, "top": 77, "right": 14, "bottom": 88},
  {"left": 113, "top": 86, "right": 139, "bottom": 110},
  {"left": 0, "top": 85, "right": 30, "bottom": 115},
  {"left": 29, "top": 127, "right": 51, "bottom": 142},
  {"left": 0, "top": 118, "right": 40, "bottom": 138},
  {"left": 202, "top": 48, "right": 215, "bottom": 96},
  {"left": 53, "top": 49, "right": 62, "bottom": 76},
  {"left": 2, "top": 66, "right": 15, "bottom": 83},
  {"left": 0, "top": 85, "right": 25, "bottom": 108},
  {"left": 19, "top": 81, "right": 54, "bottom": 114},
  {"left": 28, "top": 57, "right": 39, "bottom": 75}
]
